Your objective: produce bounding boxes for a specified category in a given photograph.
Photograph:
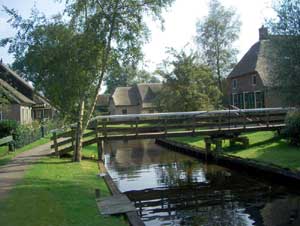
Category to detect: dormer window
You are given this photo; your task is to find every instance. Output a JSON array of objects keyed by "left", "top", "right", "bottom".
[
  {"left": 232, "top": 79, "right": 237, "bottom": 89},
  {"left": 252, "top": 75, "right": 257, "bottom": 85}
]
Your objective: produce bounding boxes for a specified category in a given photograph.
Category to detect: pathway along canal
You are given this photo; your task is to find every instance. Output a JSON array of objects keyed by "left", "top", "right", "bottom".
[{"left": 103, "top": 139, "right": 300, "bottom": 226}]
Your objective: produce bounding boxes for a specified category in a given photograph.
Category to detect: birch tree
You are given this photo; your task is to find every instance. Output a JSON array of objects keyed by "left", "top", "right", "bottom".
[
  {"left": 1, "top": 0, "right": 174, "bottom": 161},
  {"left": 195, "top": 0, "right": 241, "bottom": 93}
]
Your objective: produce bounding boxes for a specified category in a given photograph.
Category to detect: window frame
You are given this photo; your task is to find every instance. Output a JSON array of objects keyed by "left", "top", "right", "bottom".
[
  {"left": 232, "top": 79, "right": 237, "bottom": 89},
  {"left": 252, "top": 74, "right": 257, "bottom": 86}
]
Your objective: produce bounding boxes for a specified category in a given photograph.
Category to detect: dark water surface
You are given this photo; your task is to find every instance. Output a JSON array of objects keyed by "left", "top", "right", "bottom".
[{"left": 104, "top": 139, "right": 300, "bottom": 226}]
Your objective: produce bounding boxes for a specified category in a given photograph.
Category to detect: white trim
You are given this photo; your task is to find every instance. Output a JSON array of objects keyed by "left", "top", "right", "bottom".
[{"left": 232, "top": 79, "right": 237, "bottom": 89}]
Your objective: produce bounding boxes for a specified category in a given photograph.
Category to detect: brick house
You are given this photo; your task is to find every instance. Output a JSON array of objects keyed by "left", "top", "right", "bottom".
[
  {"left": 109, "top": 83, "right": 162, "bottom": 115},
  {"left": 0, "top": 62, "right": 56, "bottom": 122},
  {"left": 227, "top": 27, "right": 286, "bottom": 109}
]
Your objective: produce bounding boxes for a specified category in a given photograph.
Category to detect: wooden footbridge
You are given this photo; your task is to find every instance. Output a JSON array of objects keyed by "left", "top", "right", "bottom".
[{"left": 51, "top": 108, "right": 289, "bottom": 157}]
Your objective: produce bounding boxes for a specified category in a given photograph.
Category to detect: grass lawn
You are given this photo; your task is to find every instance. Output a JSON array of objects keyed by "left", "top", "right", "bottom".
[
  {"left": 0, "top": 155, "right": 127, "bottom": 226},
  {"left": 0, "top": 136, "right": 51, "bottom": 166},
  {"left": 171, "top": 131, "right": 300, "bottom": 171}
]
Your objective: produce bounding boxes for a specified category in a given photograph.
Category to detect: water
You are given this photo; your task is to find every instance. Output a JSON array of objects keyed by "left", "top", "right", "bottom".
[{"left": 104, "top": 139, "right": 300, "bottom": 226}]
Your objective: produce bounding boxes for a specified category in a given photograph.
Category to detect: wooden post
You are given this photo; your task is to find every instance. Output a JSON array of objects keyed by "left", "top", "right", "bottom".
[
  {"left": 95, "top": 189, "right": 101, "bottom": 199},
  {"left": 135, "top": 117, "right": 138, "bottom": 136},
  {"left": 266, "top": 111, "right": 270, "bottom": 127},
  {"left": 218, "top": 116, "right": 221, "bottom": 131},
  {"left": 102, "top": 119, "right": 107, "bottom": 138},
  {"left": 215, "top": 138, "right": 222, "bottom": 153},
  {"left": 164, "top": 119, "right": 167, "bottom": 135},
  {"left": 52, "top": 132, "right": 59, "bottom": 158},
  {"left": 204, "top": 137, "right": 211, "bottom": 162},
  {"left": 192, "top": 115, "right": 195, "bottom": 136},
  {"left": 97, "top": 139, "right": 103, "bottom": 161},
  {"left": 243, "top": 112, "right": 246, "bottom": 129}
]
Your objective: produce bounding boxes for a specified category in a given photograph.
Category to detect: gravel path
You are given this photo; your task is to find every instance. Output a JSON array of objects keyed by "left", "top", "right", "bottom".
[{"left": 0, "top": 142, "right": 52, "bottom": 200}]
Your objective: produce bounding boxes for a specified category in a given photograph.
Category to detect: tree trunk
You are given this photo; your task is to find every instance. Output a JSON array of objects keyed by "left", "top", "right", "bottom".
[{"left": 73, "top": 99, "right": 85, "bottom": 162}]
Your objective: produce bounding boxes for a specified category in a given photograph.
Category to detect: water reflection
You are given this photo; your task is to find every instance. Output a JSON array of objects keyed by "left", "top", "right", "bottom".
[{"left": 104, "top": 139, "right": 300, "bottom": 226}]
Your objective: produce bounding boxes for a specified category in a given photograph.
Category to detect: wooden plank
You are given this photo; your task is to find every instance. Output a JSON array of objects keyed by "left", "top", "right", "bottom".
[
  {"left": 98, "top": 161, "right": 145, "bottom": 226},
  {"left": 97, "top": 195, "right": 136, "bottom": 215},
  {"left": 0, "top": 136, "right": 13, "bottom": 145}
]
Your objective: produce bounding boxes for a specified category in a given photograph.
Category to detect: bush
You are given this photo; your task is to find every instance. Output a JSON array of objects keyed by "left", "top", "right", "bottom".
[
  {"left": 284, "top": 110, "right": 300, "bottom": 146},
  {"left": 0, "top": 120, "right": 19, "bottom": 138},
  {"left": 0, "top": 119, "right": 62, "bottom": 148}
]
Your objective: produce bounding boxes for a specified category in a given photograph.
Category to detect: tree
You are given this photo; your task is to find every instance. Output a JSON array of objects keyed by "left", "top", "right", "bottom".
[
  {"left": 2, "top": 0, "right": 174, "bottom": 161},
  {"left": 266, "top": 0, "right": 300, "bottom": 106},
  {"left": 156, "top": 50, "right": 221, "bottom": 112},
  {"left": 195, "top": 0, "right": 241, "bottom": 93}
]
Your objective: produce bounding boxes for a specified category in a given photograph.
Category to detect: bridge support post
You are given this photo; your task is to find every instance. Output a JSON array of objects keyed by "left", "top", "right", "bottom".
[{"left": 97, "top": 139, "right": 104, "bottom": 161}]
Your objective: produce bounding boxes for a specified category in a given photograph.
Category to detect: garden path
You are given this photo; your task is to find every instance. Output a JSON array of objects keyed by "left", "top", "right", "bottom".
[{"left": 0, "top": 142, "right": 52, "bottom": 200}]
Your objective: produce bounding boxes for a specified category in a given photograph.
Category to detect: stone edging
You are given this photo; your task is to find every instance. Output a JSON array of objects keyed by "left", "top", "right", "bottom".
[{"left": 155, "top": 138, "right": 300, "bottom": 187}]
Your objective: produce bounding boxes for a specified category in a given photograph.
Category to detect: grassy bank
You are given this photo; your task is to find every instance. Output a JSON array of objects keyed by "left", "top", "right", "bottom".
[
  {"left": 0, "top": 136, "right": 51, "bottom": 166},
  {"left": 0, "top": 155, "right": 127, "bottom": 226},
  {"left": 171, "top": 131, "right": 300, "bottom": 171}
]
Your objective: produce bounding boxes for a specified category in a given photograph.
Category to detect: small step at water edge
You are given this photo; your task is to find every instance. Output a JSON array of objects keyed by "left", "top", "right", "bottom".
[{"left": 97, "top": 194, "right": 136, "bottom": 215}]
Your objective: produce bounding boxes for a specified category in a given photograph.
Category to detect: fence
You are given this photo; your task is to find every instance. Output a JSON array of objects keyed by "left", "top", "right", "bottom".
[{"left": 51, "top": 108, "right": 289, "bottom": 157}]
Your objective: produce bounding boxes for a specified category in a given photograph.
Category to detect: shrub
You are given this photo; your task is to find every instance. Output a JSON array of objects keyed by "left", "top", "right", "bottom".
[
  {"left": 284, "top": 110, "right": 300, "bottom": 146},
  {"left": 0, "top": 120, "right": 19, "bottom": 138}
]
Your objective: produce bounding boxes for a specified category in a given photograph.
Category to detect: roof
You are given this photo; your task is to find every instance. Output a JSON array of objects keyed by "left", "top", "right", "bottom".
[
  {"left": 0, "top": 62, "right": 54, "bottom": 107},
  {"left": 96, "top": 94, "right": 110, "bottom": 107},
  {"left": 136, "top": 83, "right": 162, "bottom": 108},
  {"left": 0, "top": 79, "right": 35, "bottom": 105},
  {"left": 227, "top": 36, "right": 294, "bottom": 86},
  {"left": 111, "top": 83, "right": 162, "bottom": 107},
  {"left": 112, "top": 87, "right": 139, "bottom": 106},
  {"left": 0, "top": 62, "right": 33, "bottom": 90}
]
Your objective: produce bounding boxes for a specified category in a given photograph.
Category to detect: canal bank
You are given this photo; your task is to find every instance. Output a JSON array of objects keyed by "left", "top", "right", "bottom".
[
  {"left": 155, "top": 138, "right": 300, "bottom": 187},
  {"left": 102, "top": 139, "right": 300, "bottom": 226}
]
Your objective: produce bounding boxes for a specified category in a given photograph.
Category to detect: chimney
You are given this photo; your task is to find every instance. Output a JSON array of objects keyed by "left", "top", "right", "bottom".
[{"left": 259, "top": 26, "right": 268, "bottom": 41}]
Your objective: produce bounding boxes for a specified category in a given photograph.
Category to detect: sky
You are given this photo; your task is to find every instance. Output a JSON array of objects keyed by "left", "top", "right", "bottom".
[{"left": 0, "top": 0, "right": 276, "bottom": 72}]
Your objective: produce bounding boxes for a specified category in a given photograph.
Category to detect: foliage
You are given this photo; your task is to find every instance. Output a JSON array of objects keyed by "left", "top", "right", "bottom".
[
  {"left": 105, "top": 64, "right": 160, "bottom": 94},
  {"left": 0, "top": 157, "right": 127, "bottom": 226},
  {"left": 1, "top": 0, "right": 174, "bottom": 161},
  {"left": 195, "top": 0, "right": 241, "bottom": 92},
  {"left": 284, "top": 110, "right": 300, "bottom": 145},
  {"left": 156, "top": 50, "right": 221, "bottom": 112},
  {"left": 0, "top": 87, "right": 10, "bottom": 113},
  {"left": 0, "top": 119, "right": 60, "bottom": 148},
  {"left": 266, "top": 0, "right": 300, "bottom": 106},
  {"left": 0, "top": 120, "right": 19, "bottom": 138}
]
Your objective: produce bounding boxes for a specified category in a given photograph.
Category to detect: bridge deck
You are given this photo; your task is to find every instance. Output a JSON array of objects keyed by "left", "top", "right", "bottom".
[{"left": 50, "top": 108, "right": 289, "bottom": 156}]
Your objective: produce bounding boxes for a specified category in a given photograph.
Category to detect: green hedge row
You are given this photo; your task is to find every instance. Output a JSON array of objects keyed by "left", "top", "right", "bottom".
[
  {"left": 284, "top": 110, "right": 300, "bottom": 146},
  {"left": 0, "top": 119, "right": 60, "bottom": 148}
]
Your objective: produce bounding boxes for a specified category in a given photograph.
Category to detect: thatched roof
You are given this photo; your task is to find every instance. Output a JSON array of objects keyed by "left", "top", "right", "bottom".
[
  {"left": 111, "top": 83, "right": 162, "bottom": 107},
  {"left": 96, "top": 94, "right": 110, "bottom": 107},
  {"left": 112, "top": 87, "right": 139, "bottom": 106},
  {"left": 227, "top": 28, "right": 298, "bottom": 87},
  {"left": 136, "top": 83, "right": 162, "bottom": 108},
  {"left": 0, "top": 79, "right": 35, "bottom": 105},
  {"left": 0, "top": 62, "right": 33, "bottom": 90}
]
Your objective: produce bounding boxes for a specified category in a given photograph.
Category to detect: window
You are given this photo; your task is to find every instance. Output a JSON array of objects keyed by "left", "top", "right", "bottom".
[
  {"left": 232, "top": 79, "right": 237, "bottom": 89},
  {"left": 232, "top": 93, "right": 244, "bottom": 109},
  {"left": 255, "top": 91, "right": 265, "bottom": 108},
  {"left": 122, "top": 109, "right": 127, "bottom": 114},
  {"left": 245, "top": 92, "right": 255, "bottom": 109},
  {"left": 252, "top": 75, "right": 257, "bottom": 85}
]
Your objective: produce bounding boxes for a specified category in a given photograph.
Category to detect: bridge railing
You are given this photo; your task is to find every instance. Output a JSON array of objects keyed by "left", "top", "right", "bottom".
[{"left": 51, "top": 108, "right": 290, "bottom": 156}]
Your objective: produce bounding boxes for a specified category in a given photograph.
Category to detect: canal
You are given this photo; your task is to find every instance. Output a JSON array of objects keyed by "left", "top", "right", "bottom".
[{"left": 104, "top": 139, "right": 300, "bottom": 226}]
